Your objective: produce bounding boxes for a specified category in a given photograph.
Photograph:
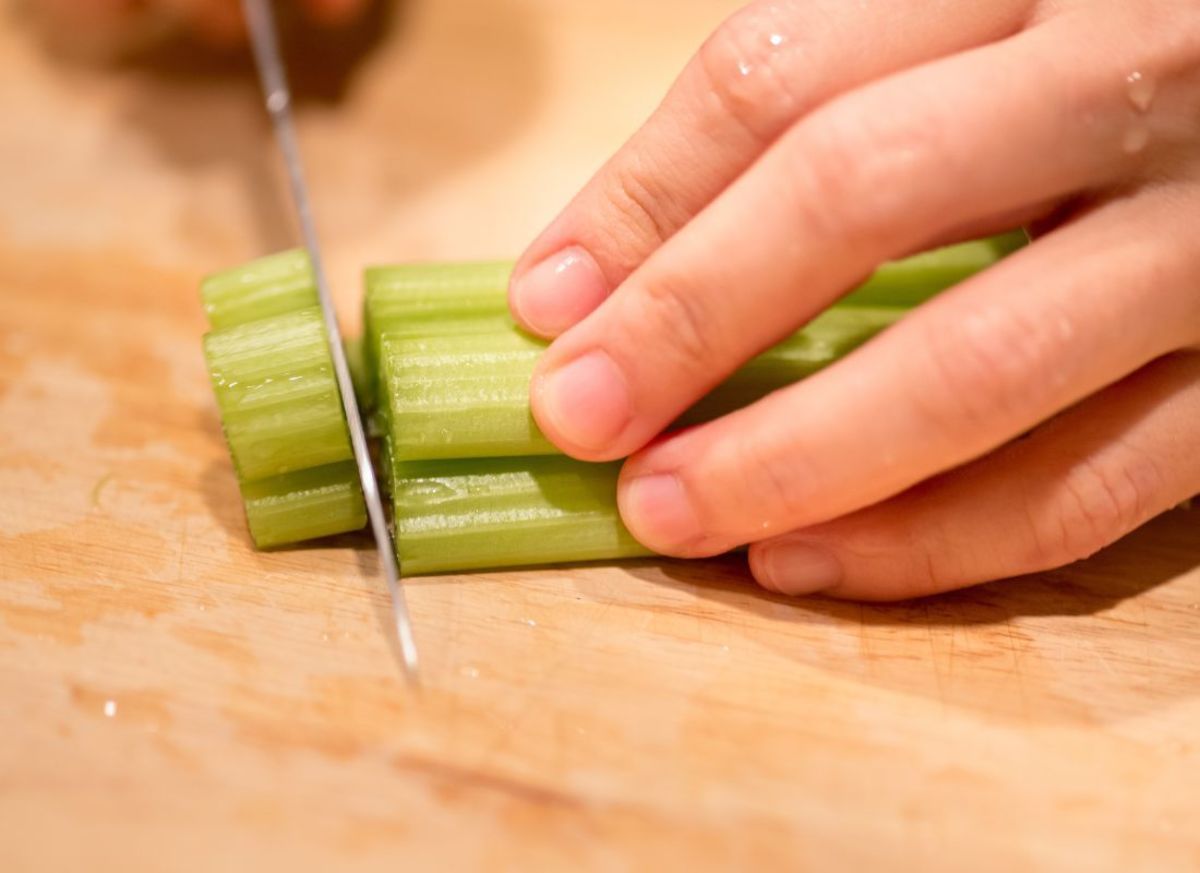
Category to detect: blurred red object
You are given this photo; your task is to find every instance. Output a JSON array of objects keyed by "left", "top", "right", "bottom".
[{"left": 23, "top": 0, "right": 368, "bottom": 59}]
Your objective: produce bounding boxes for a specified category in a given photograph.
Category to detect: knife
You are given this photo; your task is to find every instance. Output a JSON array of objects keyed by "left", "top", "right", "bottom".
[{"left": 240, "top": 0, "right": 420, "bottom": 681}]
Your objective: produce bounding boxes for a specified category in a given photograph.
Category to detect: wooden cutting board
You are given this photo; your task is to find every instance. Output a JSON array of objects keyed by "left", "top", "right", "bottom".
[{"left": 0, "top": 2, "right": 1197, "bottom": 870}]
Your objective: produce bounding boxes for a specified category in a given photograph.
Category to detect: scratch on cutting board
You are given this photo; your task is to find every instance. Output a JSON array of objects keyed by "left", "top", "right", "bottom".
[
  {"left": 1091, "top": 640, "right": 1120, "bottom": 680},
  {"left": 1002, "top": 617, "right": 1032, "bottom": 722},
  {"left": 856, "top": 604, "right": 871, "bottom": 675},
  {"left": 176, "top": 518, "right": 189, "bottom": 586},
  {"left": 89, "top": 472, "right": 113, "bottom": 509},
  {"left": 923, "top": 605, "right": 948, "bottom": 712}
]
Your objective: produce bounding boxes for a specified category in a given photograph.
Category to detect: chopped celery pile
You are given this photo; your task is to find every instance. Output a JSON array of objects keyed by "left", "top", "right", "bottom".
[
  {"left": 201, "top": 233, "right": 1024, "bottom": 570},
  {"left": 200, "top": 251, "right": 366, "bottom": 548}
]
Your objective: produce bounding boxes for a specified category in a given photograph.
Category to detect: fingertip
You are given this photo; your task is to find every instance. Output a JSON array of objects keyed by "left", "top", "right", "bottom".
[
  {"left": 749, "top": 538, "right": 843, "bottom": 597},
  {"left": 618, "top": 471, "right": 701, "bottom": 556},
  {"left": 508, "top": 246, "right": 609, "bottom": 338},
  {"left": 530, "top": 349, "right": 632, "bottom": 461}
]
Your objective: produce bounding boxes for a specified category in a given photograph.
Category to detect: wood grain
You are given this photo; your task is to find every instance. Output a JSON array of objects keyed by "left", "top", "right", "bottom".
[{"left": 0, "top": 2, "right": 1197, "bottom": 870}]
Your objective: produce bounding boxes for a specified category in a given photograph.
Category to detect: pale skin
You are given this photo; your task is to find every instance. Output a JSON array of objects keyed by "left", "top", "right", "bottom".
[
  {"left": 62, "top": 0, "right": 1200, "bottom": 598},
  {"left": 507, "top": 0, "right": 1200, "bottom": 599}
]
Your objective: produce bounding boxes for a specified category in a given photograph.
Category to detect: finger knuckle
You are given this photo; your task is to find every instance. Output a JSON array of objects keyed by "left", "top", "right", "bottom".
[
  {"left": 1049, "top": 452, "right": 1163, "bottom": 564},
  {"left": 635, "top": 269, "right": 723, "bottom": 375},
  {"left": 795, "top": 101, "right": 956, "bottom": 243},
  {"left": 908, "top": 542, "right": 955, "bottom": 600},
  {"left": 912, "top": 303, "right": 1071, "bottom": 440},
  {"left": 697, "top": 3, "right": 805, "bottom": 141},
  {"left": 731, "top": 429, "right": 810, "bottom": 530},
  {"left": 597, "top": 155, "right": 684, "bottom": 261}
]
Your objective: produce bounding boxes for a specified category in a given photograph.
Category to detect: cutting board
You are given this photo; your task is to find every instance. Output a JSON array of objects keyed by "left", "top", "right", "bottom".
[{"left": 1, "top": 2, "right": 1197, "bottom": 870}]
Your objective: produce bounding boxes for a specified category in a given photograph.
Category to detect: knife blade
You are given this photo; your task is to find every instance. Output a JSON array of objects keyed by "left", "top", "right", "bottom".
[{"left": 240, "top": 0, "right": 420, "bottom": 681}]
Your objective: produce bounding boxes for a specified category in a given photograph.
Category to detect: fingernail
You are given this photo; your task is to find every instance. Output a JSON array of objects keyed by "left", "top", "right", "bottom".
[
  {"left": 510, "top": 247, "right": 608, "bottom": 336},
  {"left": 535, "top": 350, "right": 631, "bottom": 452},
  {"left": 755, "top": 541, "right": 842, "bottom": 595},
  {"left": 621, "top": 472, "right": 704, "bottom": 553}
]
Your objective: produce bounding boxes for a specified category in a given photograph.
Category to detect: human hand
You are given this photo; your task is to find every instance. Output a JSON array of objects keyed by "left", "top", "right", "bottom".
[{"left": 507, "top": 0, "right": 1200, "bottom": 599}]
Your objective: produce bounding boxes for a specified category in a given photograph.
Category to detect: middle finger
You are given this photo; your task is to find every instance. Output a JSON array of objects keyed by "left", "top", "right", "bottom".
[{"left": 531, "top": 5, "right": 1169, "bottom": 462}]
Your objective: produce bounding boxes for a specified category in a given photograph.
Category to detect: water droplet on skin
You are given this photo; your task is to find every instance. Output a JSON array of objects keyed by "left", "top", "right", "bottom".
[
  {"left": 459, "top": 665, "right": 480, "bottom": 679},
  {"left": 1123, "top": 124, "right": 1149, "bottom": 154},
  {"left": 103, "top": 700, "right": 117, "bottom": 718},
  {"left": 720, "top": 645, "right": 730, "bottom": 653},
  {"left": 524, "top": 618, "right": 537, "bottom": 627},
  {"left": 768, "top": 33, "right": 785, "bottom": 47},
  {"left": 737, "top": 60, "right": 752, "bottom": 77},
  {"left": 1126, "top": 71, "right": 1154, "bottom": 112}
]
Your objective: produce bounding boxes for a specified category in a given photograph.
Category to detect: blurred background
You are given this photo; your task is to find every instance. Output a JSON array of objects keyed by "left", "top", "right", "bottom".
[{"left": 1, "top": 0, "right": 739, "bottom": 321}]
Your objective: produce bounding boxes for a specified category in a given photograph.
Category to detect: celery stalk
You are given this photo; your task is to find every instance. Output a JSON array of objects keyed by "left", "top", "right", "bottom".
[
  {"left": 363, "top": 260, "right": 513, "bottom": 401},
  {"left": 199, "top": 232, "right": 1026, "bottom": 561},
  {"left": 379, "top": 326, "right": 553, "bottom": 460},
  {"left": 241, "top": 461, "right": 366, "bottom": 548},
  {"left": 839, "top": 231, "right": 1026, "bottom": 308},
  {"left": 391, "top": 456, "right": 651, "bottom": 574},
  {"left": 379, "top": 306, "right": 904, "bottom": 462},
  {"left": 678, "top": 306, "right": 904, "bottom": 425},
  {"left": 363, "top": 233, "right": 1023, "bottom": 366},
  {"left": 201, "top": 249, "right": 317, "bottom": 329}
]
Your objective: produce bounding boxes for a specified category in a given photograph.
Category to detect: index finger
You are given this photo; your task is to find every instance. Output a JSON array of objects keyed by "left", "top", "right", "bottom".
[{"left": 507, "top": 0, "right": 1031, "bottom": 337}]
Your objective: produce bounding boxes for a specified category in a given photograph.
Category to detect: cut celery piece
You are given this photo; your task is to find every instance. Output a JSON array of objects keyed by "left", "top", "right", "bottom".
[
  {"left": 840, "top": 231, "right": 1026, "bottom": 308},
  {"left": 363, "top": 260, "right": 513, "bottom": 396},
  {"left": 391, "top": 456, "right": 651, "bottom": 575},
  {"left": 379, "top": 306, "right": 903, "bottom": 462},
  {"left": 241, "top": 461, "right": 366, "bottom": 548},
  {"left": 204, "top": 308, "right": 353, "bottom": 480},
  {"left": 201, "top": 249, "right": 317, "bottom": 329},
  {"left": 364, "top": 260, "right": 513, "bottom": 321}
]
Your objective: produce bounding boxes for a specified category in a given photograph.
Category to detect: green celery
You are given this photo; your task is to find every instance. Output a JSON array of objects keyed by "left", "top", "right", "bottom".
[
  {"left": 204, "top": 308, "right": 354, "bottom": 480},
  {"left": 201, "top": 249, "right": 317, "bottom": 329},
  {"left": 839, "top": 231, "right": 1026, "bottom": 308},
  {"left": 363, "top": 260, "right": 513, "bottom": 400},
  {"left": 678, "top": 306, "right": 905, "bottom": 425},
  {"left": 379, "top": 306, "right": 904, "bottom": 462},
  {"left": 363, "top": 233, "right": 1024, "bottom": 365},
  {"left": 241, "top": 461, "right": 366, "bottom": 548},
  {"left": 344, "top": 334, "right": 370, "bottom": 409},
  {"left": 379, "top": 326, "right": 553, "bottom": 460},
  {"left": 391, "top": 456, "right": 651, "bottom": 575}
]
